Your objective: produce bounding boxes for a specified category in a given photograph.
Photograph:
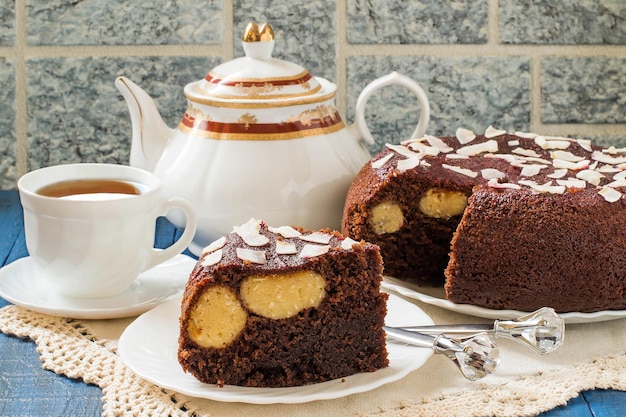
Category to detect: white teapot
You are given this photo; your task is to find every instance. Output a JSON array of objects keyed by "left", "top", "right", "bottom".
[{"left": 116, "top": 22, "right": 429, "bottom": 256}]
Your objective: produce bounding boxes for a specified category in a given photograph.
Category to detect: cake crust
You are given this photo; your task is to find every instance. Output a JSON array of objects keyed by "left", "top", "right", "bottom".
[{"left": 446, "top": 187, "right": 626, "bottom": 312}]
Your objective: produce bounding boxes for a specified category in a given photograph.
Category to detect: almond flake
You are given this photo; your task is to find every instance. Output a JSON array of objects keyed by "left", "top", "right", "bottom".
[
  {"left": 514, "top": 131, "right": 538, "bottom": 139},
  {"left": 507, "top": 140, "right": 520, "bottom": 146},
  {"left": 401, "top": 137, "right": 426, "bottom": 146},
  {"left": 397, "top": 156, "right": 421, "bottom": 171},
  {"left": 442, "top": 164, "right": 478, "bottom": 178},
  {"left": 576, "top": 169, "right": 605, "bottom": 186},
  {"left": 576, "top": 139, "right": 593, "bottom": 152},
  {"left": 591, "top": 151, "right": 626, "bottom": 165},
  {"left": 446, "top": 153, "right": 470, "bottom": 159},
  {"left": 201, "top": 249, "right": 223, "bottom": 267},
  {"left": 299, "top": 244, "right": 330, "bottom": 258},
  {"left": 426, "top": 135, "right": 454, "bottom": 153},
  {"left": 547, "top": 135, "right": 575, "bottom": 141},
  {"left": 481, "top": 168, "right": 506, "bottom": 180},
  {"left": 487, "top": 178, "right": 521, "bottom": 189},
  {"left": 484, "top": 153, "right": 517, "bottom": 163},
  {"left": 409, "top": 142, "right": 440, "bottom": 156},
  {"left": 557, "top": 179, "right": 586, "bottom": 189},
  {"left": 519, "top": 180, "right": 566, "bottom": 194},
  {"left": 547, "top": 169, "right": 568, "bottom": 179},
  {"left": 485, "top": 125, "right": 506, "bottom": 138},
  {"left": 602, "top": 146, "right": 626, "bottom": 154},
  {"left": 202, "top": 236, "right": 227, "bottom": 254},
  {"left": 537, "top": 184, "right": 566, "bottom": 194},
  {"left": 275, "top": 240, "right": 298, "bottom": 255},
  {"left": 237, "top": 248, "right": 267, "bottom": 264},
  {"left": 550, "top": 140, "right": 576, "bottom": 149},
  {"left": 597, "top": 165, "right": 621, "bottom": 173},
  {"left": 520, "top": 164, "right": 547, "bottom": 177},
  {"left": 535, "top": 136, "right": 571, "bottom": 150},
  {"left": 299, "top": 232, "right": 332, "bottom": 244},
  {"left": 268, "top": 225, "right": 302, "bottom": 238},
  {"left": 552, "top": 159, "right": 589, "bottom": 170},
  {"left": 518, "top": 179, "right": 537, "bottom": 187},
  {"left": 234, "top": 218, "right": 261, "bottom": 233},
  {"left": 511, "top": 147, "right": 542, "bottom": 158},
  {"left": 341, "top": 237, "right": 359, "bottom": 250},
  {"left": 236, "top": 231, "right": 269, "bottom": 247},
  {"left": 550, "top": 150, "right": 586, "bottom": 162},
  {"left": 457, "top": 139, "right": 498, "bottom": 156},
  {"left": 371, "top": 153, "right": 393, "bottom": 169},
  {"left": 599, "top": 186, "right": 622, "bottom": 203},
  {"left": 456, "top": 128, "right": 476, "bottom": 145},
  {"left": 386, "top": 143, "right": 421, "bottom": 159},
  {"left": 533, "top": 136, "right": 546, "bottom": 148},
  {"left": 614, "top": 171, "right": 626, "bottom": 182},
  {"left": 605, "top": 180, "right": 626, "bottom": 188},
  {"left": 233, "top": 218, "right": 269, "bottom": 246},
  {"left": 523, "top": 157, "right": 552, "bottom": 165},
  {"left": 604, "top": 146, "right": 617, "bottom": 155}
]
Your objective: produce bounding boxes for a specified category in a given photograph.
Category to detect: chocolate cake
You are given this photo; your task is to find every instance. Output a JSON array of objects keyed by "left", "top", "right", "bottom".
[
  {"left": 177, "top": 219, "right": 388, "bottom": 387},
  {"left": 342, "top": 126, "right": 626, "bottom": 313}
]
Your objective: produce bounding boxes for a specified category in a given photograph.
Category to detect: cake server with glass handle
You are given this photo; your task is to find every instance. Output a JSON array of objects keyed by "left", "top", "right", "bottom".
[
  {"left": 388, "top": 307, "right": 564, "bottom": 355},
  {"left": 384, "top": 327, "right": 500, "bottom": 381}
]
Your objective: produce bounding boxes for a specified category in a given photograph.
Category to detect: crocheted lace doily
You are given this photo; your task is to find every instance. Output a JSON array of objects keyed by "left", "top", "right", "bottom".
[{"left": 1, "top": 304, "right": 625, "bottom": 417}]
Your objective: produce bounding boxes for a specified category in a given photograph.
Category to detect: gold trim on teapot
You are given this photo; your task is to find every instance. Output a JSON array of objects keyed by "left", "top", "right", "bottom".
[{"left": 178, "top": 102, "right": 346, "bottom": 141}]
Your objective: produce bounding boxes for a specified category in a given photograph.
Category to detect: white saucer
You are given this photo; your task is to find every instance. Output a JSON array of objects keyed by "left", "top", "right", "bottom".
[
  {"left": 118, "top": 293, "right": 434, "bottom": 404},
  {"left": 382, "top": 276, "right": 626, "bottom": 324},
  {"left": 0, "top": 255, "right": 197, "bottom": 319}
]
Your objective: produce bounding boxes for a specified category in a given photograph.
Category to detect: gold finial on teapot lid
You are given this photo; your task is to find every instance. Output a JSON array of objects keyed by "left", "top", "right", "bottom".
[
  {"left": 258, "top": 23, "right": 274, "bottom": 41},
  {"left": 243, "top": 22, "right": 274, "bottom": 42}
]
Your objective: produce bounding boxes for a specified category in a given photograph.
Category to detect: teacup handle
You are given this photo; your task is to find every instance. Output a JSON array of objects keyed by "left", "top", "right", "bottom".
[
  {"left": 353, "top": 71, "right": 430, "bottom": 145},
  {"left": 144, "top": 197, "right": 198, "bottom": 271}
]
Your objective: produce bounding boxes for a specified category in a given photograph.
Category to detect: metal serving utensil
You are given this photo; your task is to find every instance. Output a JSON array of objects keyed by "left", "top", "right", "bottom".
[
  {"left": 383, "top": 327, "right": 500, "bottom": 381},
  {"left": 388, "top": 307, "right": 564, "bottom": 355}
]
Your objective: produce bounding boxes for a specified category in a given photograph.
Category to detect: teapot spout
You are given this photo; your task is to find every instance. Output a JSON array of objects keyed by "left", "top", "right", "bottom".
[{"left": 115, "top": 76, "right": 173, "bottom": 172}]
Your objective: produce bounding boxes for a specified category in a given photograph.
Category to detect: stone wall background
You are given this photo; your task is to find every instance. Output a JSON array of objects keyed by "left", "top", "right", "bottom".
[{"left": 0, "top": 0, "right": 624, "bottom": 189}]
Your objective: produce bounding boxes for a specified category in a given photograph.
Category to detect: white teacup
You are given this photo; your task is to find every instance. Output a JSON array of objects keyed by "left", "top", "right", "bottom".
[{"left": 17, "top": 163, "right": 198, "bottom": 298}]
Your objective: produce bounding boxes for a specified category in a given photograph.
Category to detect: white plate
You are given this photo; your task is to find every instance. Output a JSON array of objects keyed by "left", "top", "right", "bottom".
[
  {"left": 118, "top": 293, "right": 434, "bottom": 404},
  {"left": 382, "top": 275, "right": 626, "bottom": 324},
  {"left": 0, "top": 255, "right": 197, "bottom": 319}
]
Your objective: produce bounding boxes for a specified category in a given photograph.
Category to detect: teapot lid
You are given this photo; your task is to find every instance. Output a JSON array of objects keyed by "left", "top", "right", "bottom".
[{"left": 187, "top": 22, "right": 324, "bottom": 102}]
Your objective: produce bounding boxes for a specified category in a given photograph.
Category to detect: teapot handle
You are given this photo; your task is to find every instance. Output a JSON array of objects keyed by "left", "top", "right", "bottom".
[{"left": 353, "top": 71, "right": 430, "bottom": 146}]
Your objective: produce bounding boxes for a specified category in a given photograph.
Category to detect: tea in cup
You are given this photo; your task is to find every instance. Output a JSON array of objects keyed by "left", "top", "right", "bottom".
[{"left": 17, "top": 163, "right": 198, "bottom": 298}]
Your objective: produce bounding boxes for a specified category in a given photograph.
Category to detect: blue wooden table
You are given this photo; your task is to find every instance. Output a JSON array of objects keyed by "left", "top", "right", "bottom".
[{"left": 0, "top": 189, "right": 623, "bottom": 416}]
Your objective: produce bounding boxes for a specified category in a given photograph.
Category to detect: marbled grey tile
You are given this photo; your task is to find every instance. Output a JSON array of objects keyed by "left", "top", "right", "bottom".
[
  {"left": 0, "top": 0, "right": 14, "bottom": 46},
  {"left": 348, "top": 0, "right": 488, "bottom": 44},
  {"left": 0, "top": 58, "right": 16, "bottom": 190},
  {"left": 26, "top": 0, "right": 223, "bottom": 46},
  {"left": 542, "top": 57, "right": 626, "bottom": 124},
  {"left": 500, "top": 0, "right": 626, "bottom": 44},
  {"left": 26, "top": 56, "right": 221, "bottom": 170},
  {"left": 233, "top": 0, "right": 336, "bottom": 81},
  {"left": 347, "top": 56, "right": 531, "bottom": 154},
  {"left": 588, "top": 135, "right": 626, "bottom": 149}
]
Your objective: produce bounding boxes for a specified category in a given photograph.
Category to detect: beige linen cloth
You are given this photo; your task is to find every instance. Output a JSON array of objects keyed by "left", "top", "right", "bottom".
[{"left": 1, "top": 293, "right": 626, "bottom": 417}]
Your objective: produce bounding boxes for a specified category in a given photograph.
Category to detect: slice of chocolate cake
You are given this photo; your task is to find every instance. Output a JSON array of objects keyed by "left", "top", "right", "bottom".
[{"left": 177, "top": 219, "right": 388, "bottom": 387}]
